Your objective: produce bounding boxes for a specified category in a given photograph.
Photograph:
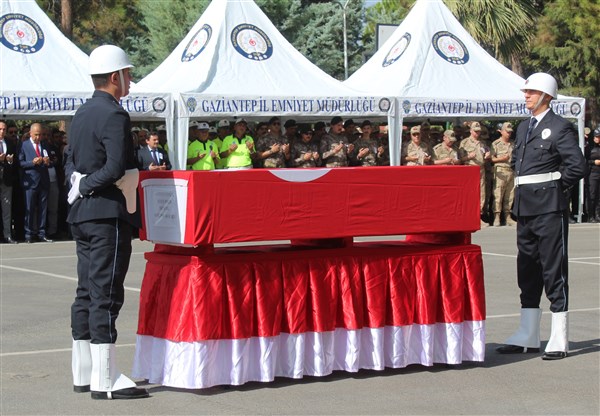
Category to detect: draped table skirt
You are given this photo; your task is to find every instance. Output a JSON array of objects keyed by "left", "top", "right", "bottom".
[{"left": 133, "top": 242, "right": 485, "bottom": 389}]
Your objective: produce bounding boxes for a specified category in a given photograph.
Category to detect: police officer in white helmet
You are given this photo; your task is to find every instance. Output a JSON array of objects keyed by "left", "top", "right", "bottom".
[
  {"left": 65, "top": 45, "right": 149, "bottom": 399},
  {"left": 496, "top": 73, "right": 586, "bottom": 360}
]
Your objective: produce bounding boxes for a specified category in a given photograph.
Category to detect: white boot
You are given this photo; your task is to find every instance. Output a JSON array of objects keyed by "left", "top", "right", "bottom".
[
  {"left": 543, "top": 311, "right": 569, "bottom": 360},
  {"left": 72, "top": 339, "right": 92, "bottom": 392},
  {"left": 90, "top": 343, "right": 149, "bottom": 399},
  {"left": 502, "top": 308, "right": 542, "bottom": 350}
]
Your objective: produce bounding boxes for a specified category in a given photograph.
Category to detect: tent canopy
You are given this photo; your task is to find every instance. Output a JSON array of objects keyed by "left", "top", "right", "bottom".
[
  {"left": 345, "top": 0, "right": 584, "bottom": 121},
  {"left": 137, "top": 0, "right": 387, "bottom": 119},
  {"left": 136, "top": 0, "right": 390, "bottom": 169},
  {"left": 0, "top": 0, "right": 171, "bottom": 121}
]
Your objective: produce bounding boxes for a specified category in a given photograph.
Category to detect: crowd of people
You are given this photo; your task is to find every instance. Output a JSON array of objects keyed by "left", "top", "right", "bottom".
[{"left": 0, "top": 116, "right": 599, "bottom": 243}]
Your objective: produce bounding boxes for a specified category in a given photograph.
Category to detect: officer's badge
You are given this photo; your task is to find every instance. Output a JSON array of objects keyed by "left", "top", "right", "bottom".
[{"left": 542, "top": 129, "right": 551, "bottom": 140}]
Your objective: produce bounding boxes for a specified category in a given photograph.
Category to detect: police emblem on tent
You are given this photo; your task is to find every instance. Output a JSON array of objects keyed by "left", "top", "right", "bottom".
[
  {"left": 231, "top": 24, "right": 273, "bottom": 61},
  {"left": 402, "top": 100, "right": 411, "bottom": 114},
  {"left": 378, "top": 98, "right": 391, "bottom": 112},
  {"left": 0, "top": 13, "right": 45, "bottom": 54},
  {"left": 152, "top": 98, "right": 167, "bottom": 113},
  {"left": 181, "top": 24, "right": 212, "bottom": 62},
  {"left": 432, "top": 31, "right": 469, "bottom": 65},
  {"left": 186, "top": 97, "right": 197, "bottom": 113},
  {"left": 382, "top": 33, "right": 411, "bottom": 68}
]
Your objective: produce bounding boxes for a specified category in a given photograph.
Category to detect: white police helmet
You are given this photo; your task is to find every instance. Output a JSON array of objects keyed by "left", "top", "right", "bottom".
[
  {"left": 521, "top": 73, "right": 558, "bottom": 98},
  {"left": 88, "top": 45, "right": 134, "bottom": 75}
]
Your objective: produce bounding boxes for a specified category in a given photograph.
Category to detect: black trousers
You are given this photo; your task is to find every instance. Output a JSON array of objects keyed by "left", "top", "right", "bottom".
[
  {"left": 516, "top": 211, "right": 569, "bottom": 312},
  {"left": 588, "top": 172, "right": 600, "bottom": 218},
  {"left": 71, "top": 218, "right": 132, "bottom": 344}
]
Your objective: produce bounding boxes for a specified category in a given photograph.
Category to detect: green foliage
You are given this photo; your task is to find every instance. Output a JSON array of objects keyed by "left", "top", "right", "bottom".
[
  {"left": 445, "top": 1, "right": 538, "bottom": 66},
  {"left": 288, "top": 1, "right": 365, "bottom": 79},
  {"left": 530, "top": 0, "right": 599, "bottom": 124},
  {"left": 37, "top": 0, "right": 147, "bottom": 78},
  {"left": 133, "top": 0, "right": 210, "bottom": 78}
]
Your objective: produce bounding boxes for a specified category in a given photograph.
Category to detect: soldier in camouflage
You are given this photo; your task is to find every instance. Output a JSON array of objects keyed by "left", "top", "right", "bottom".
[
  {"left": 491, "top": 122, "right": 516, "bottom": 226},
  {"left": 402, "top": 125, "right": 433, "bottom": 166},
  {"left": 350, "top": 120, "right": 384, "bottom": 167},
  {"left": 433, "top": 130, "right": 461, "bottom": 165},
  {"left": 256, "top": 117, "right": 290, "bottom": 168},
  {"left": 320, "top": 116, "right": 354, "bottom": 167},
  {"left": 292, "top": 128, "right": 320, "bottom": 168},
  {"left": 459, "top": 121, "right": 491, "bottom": 226}
]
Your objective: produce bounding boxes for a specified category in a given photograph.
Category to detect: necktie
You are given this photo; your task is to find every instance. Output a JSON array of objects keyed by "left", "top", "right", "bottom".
[
  {"left": 35, "top": 143, "right": 41, "bottom": 157},
  {"left": 525, "top": 117, "right": 538, "bottom": 142},
  {"left": 152, "top": 149, "right": 159, "bottom": 165}
]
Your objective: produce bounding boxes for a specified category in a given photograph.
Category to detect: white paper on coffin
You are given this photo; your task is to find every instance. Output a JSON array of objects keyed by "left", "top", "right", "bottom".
[
  {"left": 132, "top": 321, "right": 485, "bottom": 389},
  {"left": 141, "top": 178, "right": 189, "bottom": 244}
]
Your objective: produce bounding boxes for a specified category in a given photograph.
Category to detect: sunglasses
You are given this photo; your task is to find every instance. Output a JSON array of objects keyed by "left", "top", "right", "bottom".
[{"left": 412, "top": 133, "right": 420, "bottom": 136}]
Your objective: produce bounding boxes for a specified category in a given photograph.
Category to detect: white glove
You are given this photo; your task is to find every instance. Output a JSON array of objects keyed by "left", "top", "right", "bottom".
[
  {"left": 68, "top": 172, "right": 86, "bottom": 205},
  {"left": 115, "top": 168, "right": 139, "bottom": 214}
]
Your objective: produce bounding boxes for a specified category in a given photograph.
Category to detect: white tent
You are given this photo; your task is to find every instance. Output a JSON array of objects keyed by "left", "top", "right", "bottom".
[
  {"left": 345, "top": 0, "right": 586, "bottom": 166},
  {"left": 0, "top": 0, "right": 172, "bottom": 125},
  {"left": 136, "top": 0, "right": 391, "bottom": 169}
]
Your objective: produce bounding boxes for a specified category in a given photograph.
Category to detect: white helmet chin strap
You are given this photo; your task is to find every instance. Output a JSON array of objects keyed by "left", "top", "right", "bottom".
[{"left": 531, "top": 92, "right": 547, "bottom": 113}]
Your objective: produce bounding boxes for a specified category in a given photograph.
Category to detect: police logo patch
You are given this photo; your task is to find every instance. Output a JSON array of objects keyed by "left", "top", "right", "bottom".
[
  {"left": 181, "top": 24, "right": 212, "bottom": 62},
  {"left": 432, "top": 31, "right": 469, "bottom": 65},
  {"left": 378, "top": 98, "right": 391, "bottom": 112},
  {"left": 570, "top": 102, "right": 582, "bottom": 116},
  {"left": 186, "top": 97, "right": 197, "bottom": 113},
  {"left": 382, "top": 33, "right": 411, "bottom": 67},
  {"left": 152, "top": 98, "right": 167, "bottom": 113},
  {"left": 231, "top": 24, "right": 273, "bottom": 61},
  {"left": 0, "top": 13, "right": 45, "bottom": 54},
  {"left": 402, "top": 100, "right": 411, "bottom": 114}
]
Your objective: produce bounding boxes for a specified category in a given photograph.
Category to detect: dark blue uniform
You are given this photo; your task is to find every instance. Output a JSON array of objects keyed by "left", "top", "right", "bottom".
[
  {"left": 66, "top": 90, "right": 140, "bottom": 344},
  {"left": 512, "top": 109, "right": 586, "bottom": 312}
]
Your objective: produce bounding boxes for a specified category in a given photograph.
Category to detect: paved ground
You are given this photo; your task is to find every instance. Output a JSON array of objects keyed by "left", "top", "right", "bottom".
[{"left": 1, "top": 224, "right": 598, "bottom": 415}]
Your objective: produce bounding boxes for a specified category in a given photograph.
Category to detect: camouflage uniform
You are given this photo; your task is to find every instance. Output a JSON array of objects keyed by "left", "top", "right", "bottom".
[
  {"left": 459, "top": 137, "right": 488, "bottom": 212},
  {"left": 491, "top": 138, "right": 515, "bottom": 215},
  {"left": 402, "top": 141, "right": 432, "bottom": 166},
  {"left": 255, "top": 134, "right": 289, "bottom": 168},
  {"left": 351, "top": 138, "right": 380, "bottom": 166},
  {"left": 292, "top": 140, "right": 320, "bottom": 168},
  {"left": 320, "top": 132, "right": 350, "bottom": 167},
  {"left": 377, "top": 137, "right": 390, "bottom": 166},
  {"left": 433, "top": 143, "right": 458, "bottom": 164}
]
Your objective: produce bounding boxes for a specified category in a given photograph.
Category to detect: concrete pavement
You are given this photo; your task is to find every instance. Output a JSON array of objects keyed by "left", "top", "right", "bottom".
[{"left": 1, "top": 224, "right": 598, "bottom": 415}]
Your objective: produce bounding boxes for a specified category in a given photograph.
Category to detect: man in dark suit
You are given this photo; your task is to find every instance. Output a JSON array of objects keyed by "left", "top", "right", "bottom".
[
  {"left": 66, "top": 44, "right": 148, "bottom": 400},
  {"left": 18, "top": 123, "right": 52, "bottom": 243},
  {"left": 496, "top": 73, "right": 586, "bottom": 360},
  {"left": 0, "top": 121, "right": 17, "bottom": 243},
  {"left": 137, "top": 131, "right": 171, "bottom": 171}
]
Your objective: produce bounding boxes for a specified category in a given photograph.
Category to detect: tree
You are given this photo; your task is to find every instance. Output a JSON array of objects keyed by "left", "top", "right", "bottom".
[
  {"left": 133, "top": 0, "right": 210, "bottom": 78},
  {"left": 529, "top": 0, "right": 600, "bottom": 126},
  {"left": 37, "top": 0, "right": 147, "bottom": 77},
  {"left": 289, "top": 0, "right": 364, "bottom": 80}
]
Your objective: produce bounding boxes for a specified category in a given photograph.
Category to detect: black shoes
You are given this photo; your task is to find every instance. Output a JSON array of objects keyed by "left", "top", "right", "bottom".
[
  {"left": 91, "top": 387, "right": 150, "bottom": 400},
  {"left": 4, "top": 237, "right": 17, "bottom": 244},
  {"left": 495, "top": 344, "right": 540, "bottom": 354},
  {"left": 38, "top": 236, "right": 54, "bottom": 243},
  {"left": 542, "top": 351, "right": 567, "bottom": 360},
  {"left": 25, "top": 238, "right": 34, "bottom": 244},
  {"left": 73, "top": 385, "right": 90, "bottom": 393}
]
